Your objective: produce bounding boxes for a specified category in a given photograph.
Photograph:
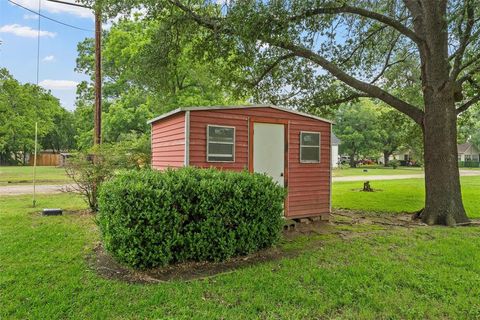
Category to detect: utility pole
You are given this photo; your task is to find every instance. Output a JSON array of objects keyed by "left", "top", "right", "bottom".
[
  {"left": 94, "top": 9, "right": 102, "bottom": 145},
  {"left": 46, "top": 0, "right": 101, "bottom": 145}
]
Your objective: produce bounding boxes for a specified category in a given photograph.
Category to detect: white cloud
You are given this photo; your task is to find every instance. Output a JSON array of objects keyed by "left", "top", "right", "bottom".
[
  {"left": 23, "top": 14, "right": 39, "bottom": 20},
  {"left": 0, "top": 24, "right": 56, "bottom": 38},
  {"left": 39, "top": 79, "right": 78, "bottom": 90},
  {"left": 43, "top": 55, "right": 55, "bottom": 62},
  {"left": 11, "top": 0, "right": 93, "bottom": 19}
]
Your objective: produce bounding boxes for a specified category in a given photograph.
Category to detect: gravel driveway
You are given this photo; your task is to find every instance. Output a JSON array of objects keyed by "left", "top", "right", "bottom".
[{"left": 0, "top": 184, "right": 72, "bottom": 196}]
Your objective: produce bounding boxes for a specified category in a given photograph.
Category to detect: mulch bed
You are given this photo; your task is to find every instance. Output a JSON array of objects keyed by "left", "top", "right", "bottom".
[{"left": 87, "top": 244, "right": 292, "bottom": 284}]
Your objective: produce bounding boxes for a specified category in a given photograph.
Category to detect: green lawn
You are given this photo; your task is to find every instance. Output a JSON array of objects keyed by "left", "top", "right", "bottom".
[
  {"left": 2, "top": 193, "right": 480, "bottom": 319},
  {"left": 0, "top": 166, "right": 70, "bottom": 185},
  {"left": 333, "top": 166, "right": 423, "bottom": 177},
  {"left": 333, "top": 176, "right": 480, "bottom": 218}
]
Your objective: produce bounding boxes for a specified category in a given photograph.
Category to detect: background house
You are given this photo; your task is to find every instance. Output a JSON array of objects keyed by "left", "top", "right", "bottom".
[
  {"left": 331, "top": 133, "right": 340, "bottom": 168},
  {"left": 458, "top": 142, "right": 480, "bottom": 163},
  {"left": 377, "top": 149, "right": 417, "bottom": 166}
]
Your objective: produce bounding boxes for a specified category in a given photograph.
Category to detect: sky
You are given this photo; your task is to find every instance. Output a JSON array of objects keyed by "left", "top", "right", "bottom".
[{"left": 0, "top": 0, "right": 95, "bottom": 110}]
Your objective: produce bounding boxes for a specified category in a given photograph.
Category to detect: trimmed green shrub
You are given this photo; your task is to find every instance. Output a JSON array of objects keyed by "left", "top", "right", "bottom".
[{"left": 97, "top": 167, "right": 286, "bottom": 269}]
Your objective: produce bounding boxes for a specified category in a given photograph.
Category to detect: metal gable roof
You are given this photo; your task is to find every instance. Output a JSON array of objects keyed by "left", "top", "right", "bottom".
[
  {"left": 147, "top": 104, "right": 335, "bottom": 125},
  {"left": 458, "top": 142, "right": 472, "bottom": 154},
  {"left": 331, "top": 133, "right": 341, "bottom": 146}
]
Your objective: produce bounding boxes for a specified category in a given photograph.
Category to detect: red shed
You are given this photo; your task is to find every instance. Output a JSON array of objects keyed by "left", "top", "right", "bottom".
[{"left": 148, "top": 105, "right": 333, "bottom": 220}]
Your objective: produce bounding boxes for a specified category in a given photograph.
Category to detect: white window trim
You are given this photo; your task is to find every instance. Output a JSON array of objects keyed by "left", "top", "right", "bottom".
[
  {"left": 300, "top": 131, "right": 321, "bottom": 163},
  {"left": 206, "top": 125, "right": 236, "bottom": 163}
]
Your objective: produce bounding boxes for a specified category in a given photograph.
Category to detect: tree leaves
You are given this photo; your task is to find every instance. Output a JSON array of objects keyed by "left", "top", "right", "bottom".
[{"left": 0, "top": 68, "right": 69, "bottom": 164}]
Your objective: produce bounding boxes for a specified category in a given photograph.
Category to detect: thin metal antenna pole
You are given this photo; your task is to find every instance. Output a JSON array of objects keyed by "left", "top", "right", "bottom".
[
  {"left": 33, "top": 0, "right": 41, "bottom": 208},
  {"left": 33, "top": 122, "right": 38, "bottom": 207}
]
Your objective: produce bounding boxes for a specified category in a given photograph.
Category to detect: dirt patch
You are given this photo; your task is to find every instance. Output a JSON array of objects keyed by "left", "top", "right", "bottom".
[
  {"left": 88, "top": 244, "right": 294, "bottom": 284},
  {"left": 332, "top": 209, "right": 427, "bottom": 228}
]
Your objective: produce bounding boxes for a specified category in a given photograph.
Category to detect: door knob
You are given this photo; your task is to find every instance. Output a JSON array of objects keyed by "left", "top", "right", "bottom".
[{"left": 280, "top": 172, "right": 284, "bottom": 177}]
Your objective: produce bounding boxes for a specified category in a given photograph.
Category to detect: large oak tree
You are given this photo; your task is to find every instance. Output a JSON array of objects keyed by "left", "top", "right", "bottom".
[{"left": 90, "top": 0, "right": 480, "bottom": 225}]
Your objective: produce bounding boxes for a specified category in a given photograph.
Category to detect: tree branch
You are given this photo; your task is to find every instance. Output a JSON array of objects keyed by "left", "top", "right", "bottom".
[
  {"left": 315, "top": 93, "right": 373, "bottom": 107},
  {"left": 270, "top": 39, "right": 424, "bottom": 124},
  {"left": 457, "top": 51, "right": 480, "bottom": 75},
  {"left": 450, "top": 0, "right": 475, "bottom": 80},
  {"left": 269, "top": 89, "right": 303, "bottom": 104},
  {"left": 168, "top": 0, "right": 425, "bottom": 125},
  {"left": 251, "top": 52, "right": 295, "bottom": 87},
  {"left": 456, "top": 94, "right": 480, "bottom": 114},
  {"left": 340, "top": 24, "right": 388, "bottom": 64},
  {"left": 370, "top": 33, "right": 402, "bottom": 84},
  {"left": 457, "top": 63, "right": 480, "bottom": 84},
  {"left": 288, "top": 5, "right": 423, "bottom": 45},
  {"left": 371, "top": 53, "right": 413, "bottom": 84}
]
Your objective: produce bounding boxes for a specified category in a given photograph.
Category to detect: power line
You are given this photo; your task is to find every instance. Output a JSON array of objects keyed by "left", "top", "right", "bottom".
[
  {"left": 45, "top": 0, "right": 90, "bottom": 9},
  {"left": 7, "top": 0, "right": 94, "bottom": 32}
]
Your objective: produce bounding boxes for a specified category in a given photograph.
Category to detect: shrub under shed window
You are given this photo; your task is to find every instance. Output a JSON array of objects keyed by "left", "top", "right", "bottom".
[
  {"left": 207, "top": 125, "right": 235, "bottom": 162},
  {"left": 300, "top": 131, "right": 320, "bottom": 163}
]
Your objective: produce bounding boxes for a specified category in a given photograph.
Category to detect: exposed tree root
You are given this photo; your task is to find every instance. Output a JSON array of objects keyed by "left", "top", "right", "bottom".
[{"left": 412, "top": 208, "right": 424, "bottom": 220}]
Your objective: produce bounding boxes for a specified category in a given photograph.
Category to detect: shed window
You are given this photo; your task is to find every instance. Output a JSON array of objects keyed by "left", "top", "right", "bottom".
[
  {"left": 300, "top": 132, "right": 320, "bottom": 163},
  {"left": 207, "top": 125, "right": 235, "bottom": 162}
]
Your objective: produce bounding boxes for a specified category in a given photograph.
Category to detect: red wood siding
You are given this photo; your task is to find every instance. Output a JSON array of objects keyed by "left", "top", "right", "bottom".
[
  {"left": 151, "top": 112, "right": 185, "bottom": 169},
  {"left": 189, "top": 111, "right": 249, "bottom": 171},
  {"left": 188, "top": 107, "right": 331, "bottom": 218}
]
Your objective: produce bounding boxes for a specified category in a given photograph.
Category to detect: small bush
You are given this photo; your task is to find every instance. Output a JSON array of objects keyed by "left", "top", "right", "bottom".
[
  {"left": 65, "top": 142, "right": 148, "bottom": 212},
  {"left": 389, "top": 159, "right": 400, "bottom": 169},
  {"left": 97, "top": 167, "right": 286, "bottom": 269}
]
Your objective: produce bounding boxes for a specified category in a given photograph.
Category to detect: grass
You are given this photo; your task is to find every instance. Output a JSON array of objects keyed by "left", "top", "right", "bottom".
[
  {"left": 333, "top": 176, "right": 480, "bottom": 218},
  {"left": 0, "top": 166, "right": 70, "bottom": 185},
  {"left": 333, "top": 166, "right": 423, "bottom": 177},
  {"left": 2, "top": 193, "right": 480, "bottom": 319}
]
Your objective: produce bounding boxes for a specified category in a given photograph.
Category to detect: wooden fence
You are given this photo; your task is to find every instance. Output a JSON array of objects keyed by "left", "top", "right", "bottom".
[{"left": 28, "top": 153, "right": 61, "bottom": 166}]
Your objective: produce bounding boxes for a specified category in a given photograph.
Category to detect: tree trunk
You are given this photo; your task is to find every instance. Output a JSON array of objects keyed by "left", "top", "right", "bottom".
[
  {"left": 383, "top": 152, "right": 390, "bottom": 167},
  {"left": 421, "top": 95, "right": 469, "bottom": 226},
  {"left": 410, "top": 1, "right": 470, "bottom": 226},
  {"left": 349, "top": 154, "right": 356, "bottom": 168}
]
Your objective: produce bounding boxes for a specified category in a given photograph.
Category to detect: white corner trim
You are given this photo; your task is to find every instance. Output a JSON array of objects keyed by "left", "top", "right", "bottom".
[
  {"left": 329, "top": 123, "right": 333, "bottom": 214},
  {"left": 184, "top": 111, "right": 190, "bottom": 166}
]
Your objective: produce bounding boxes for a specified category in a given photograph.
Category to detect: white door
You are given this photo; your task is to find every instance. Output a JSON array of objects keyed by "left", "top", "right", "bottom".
[{"left": 253, "top": 123, "right": 285, "bottom": 186}]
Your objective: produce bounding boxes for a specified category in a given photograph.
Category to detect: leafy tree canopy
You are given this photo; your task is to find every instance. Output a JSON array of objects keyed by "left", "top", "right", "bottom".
[
  {"left": 0, "top": 68, "right": 72, "bottom": 164},
  {"left": 74, "top": 16, "right": 247, "bottom": 149}
]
